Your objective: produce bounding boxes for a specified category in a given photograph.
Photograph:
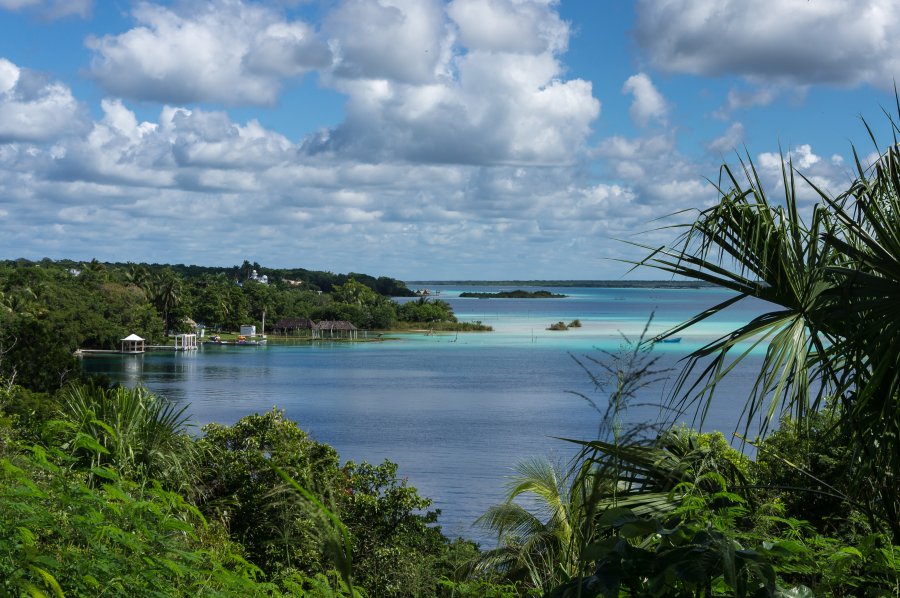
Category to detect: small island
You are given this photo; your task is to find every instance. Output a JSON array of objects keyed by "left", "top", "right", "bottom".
[{"left": 460, "top": 289, "right": 567, "bottom": 299}]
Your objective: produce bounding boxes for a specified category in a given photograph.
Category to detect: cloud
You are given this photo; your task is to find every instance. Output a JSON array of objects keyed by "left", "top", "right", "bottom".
[
  {"left": 446, "top": 0, "right": 569, "bottom": 54},
  {"left": 0, "top": 90, "right": 638, "bottom": 278},
  {"left": 755, "top": 143, "right": 853, "bottom": 203},
  {"left": 595, "top": 130, "right": 714, "bottom": 222},
  {"left": 308, "top": 0, "right": 599, "bottom": 166},
  {"left": 713, "top": 85, "right": 780, "bottom": 120},
  {"left": 622, "top": 73, "right": 668, "bottom": 127},
  {"left": 634, "top": 0, "right": 900, "bottom": 88},
  {"left": 87, "top": 1, "right": 331, "bottom": 105},
  {"left": 325, "top": 0, "right": 450, "bottom": 83},
  {"left": 0, "top": 58, "right": 85, "bottom": 143},
  {"left": 0, "top": 0, "right": 90, "bottom": 18},
  {"left": 84, "top": 0, "right": 598, "bottom": 166},
  {"left": 40, "top": 99, "right": 300, "bottom": 190},
  {"left": 0, "top": 1, "right": 664, "bottom": 278},
  {"left": 707, "top": 122, "right": 745, "bottom": 154}
]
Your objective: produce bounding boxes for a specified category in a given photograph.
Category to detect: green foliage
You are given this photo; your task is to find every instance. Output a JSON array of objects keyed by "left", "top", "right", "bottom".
[
  {"left": 476, "top": 457, "right": 587, "bottom": 594},
  {"left": 196, "top": 408, "right": 343, "bottom": 575},
  {"left": 752, "top": 408, "right": 856, "bottom": 536},
  {"left": 436, "top": 577, "right": 521, "bottom": 597},
  {"left": 54, "top": 383, "right": 198, "bottom": 491},
  {"left": 397, "top": 297, "right": 457, "bottom": 324},
  {"left": 458, "top": 290, "right": 567, "bottom": 299},
  {"left": 548, "top": 321, "right": 568, "bottom": 331},
  {"left": 0, "top": 443, "right": 270, "bottom": 597},
  {"left": 274, "top": 463, "right": 358, "bottom": 596},
  {"left": 475, "top": 334, "right": 900, "bottom": 596},
  {"left": 634, "top": 105, "right": 900, "bottom": 541},
  {"left": 340, "top": 460, "right": 450, "bottom": 597},
  {"left": 0, "top": 262, "right": 163, "bottom": 391},
  {"left": 196, "top": 410, "right": 467, "bottom": 596}
]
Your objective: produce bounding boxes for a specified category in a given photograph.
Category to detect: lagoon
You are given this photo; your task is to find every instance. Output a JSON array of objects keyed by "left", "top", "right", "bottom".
[{"left": 82, "top": 285, "right": 768, "bottom": 543}]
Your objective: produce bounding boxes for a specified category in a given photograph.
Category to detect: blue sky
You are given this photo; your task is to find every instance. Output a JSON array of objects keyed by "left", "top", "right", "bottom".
[{"left": 0, "top": 0, "right": 895, "bottom": 280}]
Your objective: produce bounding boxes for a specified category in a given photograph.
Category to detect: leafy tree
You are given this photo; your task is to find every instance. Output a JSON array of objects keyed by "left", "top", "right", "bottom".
[
  {"left": 398, "top": 297, "right": 456, "bottom": 323},
  {"left": 196, "top": 409, "right": 343, "bottom": 575},
  {"left": 476, "top": 457, "right": 586, "bottom": 594},
  {"left": 340, "top": 460, "right": 449, "bottom": 597},
  {"left": 0, "top": 442, "right": 269, "bottom": 597},
  {"left": 333, "top": 279, "right": 379, "bottom": 306}
]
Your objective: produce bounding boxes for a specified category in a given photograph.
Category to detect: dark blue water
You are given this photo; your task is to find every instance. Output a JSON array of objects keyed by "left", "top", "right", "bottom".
[{"left": 83, "top": 286, "right": 769, "bottom": 542}]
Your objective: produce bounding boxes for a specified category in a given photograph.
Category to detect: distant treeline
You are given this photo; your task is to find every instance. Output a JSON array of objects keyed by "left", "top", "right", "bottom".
[
  {"left": 3, "top": 257, "right": 416, "bottom": 296},
  {"left": 408, "top": 280, "right": 715, "bottom": 289}
]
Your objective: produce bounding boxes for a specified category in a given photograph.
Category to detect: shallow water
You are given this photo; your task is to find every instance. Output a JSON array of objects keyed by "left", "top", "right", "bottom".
[{"left": 83, "top": 285, "right": 770, "bottom": 542}]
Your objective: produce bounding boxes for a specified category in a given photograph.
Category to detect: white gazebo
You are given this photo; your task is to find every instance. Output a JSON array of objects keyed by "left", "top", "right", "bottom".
[
  {"left": 120, "top": 333, "right": 145, "bottom": 354},
  {"left": 175, "top": 333, "right": 198, "bottom": 351}
]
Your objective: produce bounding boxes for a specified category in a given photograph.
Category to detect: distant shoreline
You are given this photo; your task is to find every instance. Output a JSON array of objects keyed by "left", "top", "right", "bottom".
[{"left": 405, "top": 280, "right": 715, "bottom": 289}]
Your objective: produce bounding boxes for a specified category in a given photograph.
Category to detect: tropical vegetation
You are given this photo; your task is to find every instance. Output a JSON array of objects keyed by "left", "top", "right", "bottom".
[
  {"left": 5, "top": 102, "right": 900, "bottom": 596},
  {"left": 470, "top": 106, "right": 900, "bottom": 595}
]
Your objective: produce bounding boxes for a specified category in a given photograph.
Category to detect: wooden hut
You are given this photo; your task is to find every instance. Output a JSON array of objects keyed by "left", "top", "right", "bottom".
[
  {"left": 313, "top": 320, "right": 358, "bottom": 340},
  {"left": 274, "top": 317, "right": 315, "bottom": 336},
  {"left": 121, "top": 333, "right": 145, "bottom": 354}
]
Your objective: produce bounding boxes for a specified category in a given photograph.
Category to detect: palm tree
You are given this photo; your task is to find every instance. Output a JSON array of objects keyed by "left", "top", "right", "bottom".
[
  {"left": 476, "top": 457, "right": 587, "bottom": 594},
  {"left": 57, "top": 383, "right": 197, "bottom": 491},
  {"left": 634, "top": 114, "right": 900, "bottom": 540},
  {"left": 124, "top": 263, "right": 152, "bottom": 297},
  {"left": 151, "top": 270, "right": 183, "bottom": 334}
]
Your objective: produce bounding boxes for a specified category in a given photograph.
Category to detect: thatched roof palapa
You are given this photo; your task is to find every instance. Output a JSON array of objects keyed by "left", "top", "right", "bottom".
[{"left": 274, "top": 317, "right": 315, "bottom": 330}]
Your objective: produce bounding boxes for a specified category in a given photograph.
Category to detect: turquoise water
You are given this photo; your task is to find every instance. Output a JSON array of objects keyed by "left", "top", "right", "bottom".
[{"left": 82, "top": 286, "right": 770, "bottom": 543}]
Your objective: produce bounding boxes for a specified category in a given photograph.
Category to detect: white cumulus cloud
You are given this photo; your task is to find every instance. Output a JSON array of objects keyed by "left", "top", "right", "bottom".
[
  {"left": 0, "top": 58, "right": 84, "bottom": 143},
  {"left": 325, "top": 0, "right": 449, "bottom": 84},
  {"left": 87, "top": 1, "right": 331, "bottom": 105},
  {"left": 309, "top": 0, "right": 600, "bottom": 166},
  {"left": 622, "top": 73, "right": 668, "bottom": 127},
  {"left": 446, "top": 0, "right": 569, "bottom": 54},
  {"left": 635, "top": 0, "right": 900, "bottom": 89}
]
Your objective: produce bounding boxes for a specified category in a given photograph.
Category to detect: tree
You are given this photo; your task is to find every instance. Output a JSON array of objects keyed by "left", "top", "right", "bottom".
[
  {"left": 476, "top": 457, "right": 586, "bottom": 594},
  {"left": 150, "top": 269, "right": 184, "bottom": 334},
  {"left": 196, "top": 409, "right": 343, "bottom": 575},
  {"left": 332, "top": 279, "right": 378, "bottom": 306},
  {"left": 56, "top": 383, "right": 198, "bottom": 491},
  {"left": 339, "top": 460, "right": 449, "bottom": 597},
  {"left": 635, "top": 109, "right": 900, "bottom": 541}
]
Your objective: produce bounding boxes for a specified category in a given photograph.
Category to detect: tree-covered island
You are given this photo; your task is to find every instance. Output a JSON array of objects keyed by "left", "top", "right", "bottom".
[{"left": 459, "top": 289, "right": 567, "bottom": 298}]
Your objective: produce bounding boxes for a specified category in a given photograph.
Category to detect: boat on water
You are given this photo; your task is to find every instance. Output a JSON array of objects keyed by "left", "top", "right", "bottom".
[
  {"left": 203, "top": 335, "right": 268, "bottom": 346},
  {"left": 656, "top": 337, "right": 682, "bottom": 344}
]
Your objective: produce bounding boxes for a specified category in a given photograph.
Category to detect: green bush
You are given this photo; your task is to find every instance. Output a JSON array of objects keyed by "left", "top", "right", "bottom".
[{"left": 0, "top": 444, "right": 269, "bottom": 597}]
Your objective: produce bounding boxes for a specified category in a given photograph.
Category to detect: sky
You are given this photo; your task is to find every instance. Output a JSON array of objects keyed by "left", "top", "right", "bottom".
[{"left": 0, "top": 0, "right": 897, "bottom": 280}]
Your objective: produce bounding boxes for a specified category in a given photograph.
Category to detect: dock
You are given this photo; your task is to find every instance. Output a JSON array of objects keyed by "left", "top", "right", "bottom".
[{"left": 76, "top": 345, "right": 194, "bottom": 356}]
